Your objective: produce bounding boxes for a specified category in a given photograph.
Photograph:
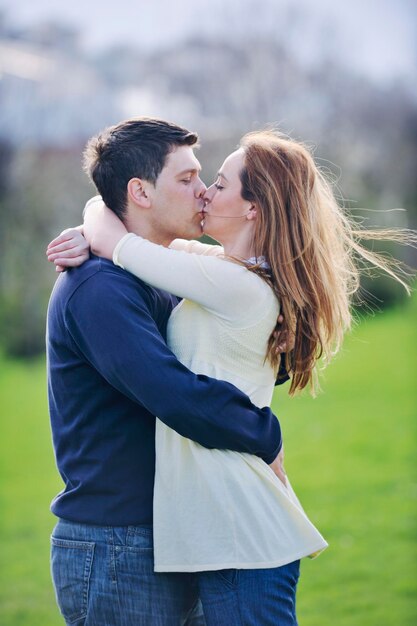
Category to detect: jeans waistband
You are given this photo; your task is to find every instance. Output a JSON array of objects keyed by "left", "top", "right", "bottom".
[{"left": 51, "top": 518, "right": 154, "bottom": 548}]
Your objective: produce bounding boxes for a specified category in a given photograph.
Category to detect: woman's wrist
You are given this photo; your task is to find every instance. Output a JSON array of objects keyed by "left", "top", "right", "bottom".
[
  {"left": 83, "top": 200, "right": 128, "bottom": 260},
  {"left": 113, "top": 233, "right": 139, "bottom": 267}
]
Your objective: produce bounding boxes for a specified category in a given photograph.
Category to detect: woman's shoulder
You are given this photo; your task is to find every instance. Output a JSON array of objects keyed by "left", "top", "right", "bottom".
[{"left": 211, "top": 259, "right": 280, "bottom": 322}]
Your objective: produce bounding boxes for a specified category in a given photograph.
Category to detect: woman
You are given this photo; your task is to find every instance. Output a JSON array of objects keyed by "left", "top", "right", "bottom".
[{"left": 47, "top": 130, "right": 414, "bottom": 625}]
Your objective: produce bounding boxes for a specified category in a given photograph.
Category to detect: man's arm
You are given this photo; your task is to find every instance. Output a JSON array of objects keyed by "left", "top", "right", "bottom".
[
  {"left": 65, "top": 270, "right": 282, "bottom": 464},
  {"left": 275, "top": 353, "right": 290, "bottom": 386}
]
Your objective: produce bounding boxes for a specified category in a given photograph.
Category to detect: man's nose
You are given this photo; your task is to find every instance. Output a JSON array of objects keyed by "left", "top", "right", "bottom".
[{"left": 195, "top": 178, "right": 207, "bottom": 197}]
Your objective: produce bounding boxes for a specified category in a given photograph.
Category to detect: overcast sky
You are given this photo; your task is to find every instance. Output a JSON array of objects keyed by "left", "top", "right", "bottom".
[{"left": 2, "top": 0, "right": 416, "bottom": 83}]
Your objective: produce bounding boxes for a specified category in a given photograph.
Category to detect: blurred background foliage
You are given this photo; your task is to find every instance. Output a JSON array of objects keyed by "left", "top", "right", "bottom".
[{"left": 0, "top": 2, "right": 416, "bottom": 356}]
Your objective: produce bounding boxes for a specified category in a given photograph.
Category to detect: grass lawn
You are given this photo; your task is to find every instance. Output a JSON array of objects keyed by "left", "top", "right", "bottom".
[
  {"left": 273, "top": 294, "right": 417, "bottom": 625},
  {"left": 0, "top": 294, "right": 416, "bottom": 625}
]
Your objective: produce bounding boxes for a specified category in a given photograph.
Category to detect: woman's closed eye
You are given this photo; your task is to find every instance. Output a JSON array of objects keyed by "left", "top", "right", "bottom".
[{"left": 214, "top": 181, "right": 224, "bottom": 190}]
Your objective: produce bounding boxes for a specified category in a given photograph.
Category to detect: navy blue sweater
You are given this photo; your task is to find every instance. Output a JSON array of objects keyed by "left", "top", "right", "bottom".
[{"left": 47, "top": 256, "right": 282, "bottom": 526}]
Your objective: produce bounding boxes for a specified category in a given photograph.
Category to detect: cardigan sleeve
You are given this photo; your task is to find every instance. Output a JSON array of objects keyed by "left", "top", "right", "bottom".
[
  {"left": 169, "top": 238, "right": 224, "bottom": 256},
  {"left": 114, "top": 233, "right": 275, "bottom": 323}
]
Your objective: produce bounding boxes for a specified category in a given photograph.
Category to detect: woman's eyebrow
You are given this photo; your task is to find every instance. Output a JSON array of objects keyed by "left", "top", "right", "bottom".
[{"left": 217, "top": 172, "right": 228, "bottom": 182}]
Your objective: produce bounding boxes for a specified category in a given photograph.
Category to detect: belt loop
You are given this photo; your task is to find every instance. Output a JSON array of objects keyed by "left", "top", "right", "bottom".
[{"left": 105, "top": 526, "right": 114, "bottom": 546}]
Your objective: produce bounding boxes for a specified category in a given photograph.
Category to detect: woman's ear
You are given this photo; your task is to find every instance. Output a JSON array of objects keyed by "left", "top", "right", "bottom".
[
  {"left": 127, "top": 178, "right": 152, "bottom": 209},
  {"left": 247, "top": 204, "right": 258, "bottom": 221}
]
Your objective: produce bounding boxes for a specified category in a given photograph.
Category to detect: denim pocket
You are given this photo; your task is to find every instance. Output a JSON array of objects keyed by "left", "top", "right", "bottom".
[
  {"left": 216, "top": 568, "right": 239, "bottom": 588},
  {"left": 51, "top": 536, "right": 95, "bottom": 624},
  {"left": 126, "top": 525, "right": 153, "bottom": 551}
]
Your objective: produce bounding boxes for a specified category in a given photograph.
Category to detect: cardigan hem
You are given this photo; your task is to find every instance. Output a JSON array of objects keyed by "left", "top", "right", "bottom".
[{"left": 154, "top": 541, "right": 328, "bottom": 573}]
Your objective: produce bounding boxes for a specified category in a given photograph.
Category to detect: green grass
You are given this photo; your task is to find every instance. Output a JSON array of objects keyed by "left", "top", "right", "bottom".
[
  {"left": 0, "top": 355, "right": 63, "bottom": 626},
  {"left": 0, "top": 296, "right": 416, "bottom": 625},
  {"left": 273, "top": 295, "right": 417, "bottom": 625}
]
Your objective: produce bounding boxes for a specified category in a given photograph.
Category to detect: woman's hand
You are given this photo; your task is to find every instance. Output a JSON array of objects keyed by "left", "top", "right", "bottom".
[
  {"left": 83, "top": 198, "right": 128, "bottom": 260},
  {"left": 269, "top": 445, "right": 287, "bottom": 487},
  {"left": 46, "top": 227, "right": 89, "bottom": 272}
]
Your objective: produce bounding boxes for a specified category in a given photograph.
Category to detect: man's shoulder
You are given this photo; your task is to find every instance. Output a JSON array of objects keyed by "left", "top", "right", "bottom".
[
  {"left": 49, "top": 256, "right": 176, "bottom": 318},
  {"left": 52, "top": 256, "right": 143, "bottom": 300}
]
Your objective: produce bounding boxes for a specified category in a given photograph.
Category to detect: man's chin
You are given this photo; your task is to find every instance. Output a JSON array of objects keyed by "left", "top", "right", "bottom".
[{"left": 176, "top": 225, "right": 204, "bottom": 240}]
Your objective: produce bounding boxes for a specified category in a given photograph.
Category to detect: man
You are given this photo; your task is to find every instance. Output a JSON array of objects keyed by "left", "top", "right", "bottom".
[{"left": 46, "top": 118, "right": 286, "bottom": 626}]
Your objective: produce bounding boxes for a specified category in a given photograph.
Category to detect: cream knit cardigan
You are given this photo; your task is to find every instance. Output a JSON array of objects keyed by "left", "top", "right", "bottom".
[{"left": 114, "top": 233, "right": 328, "bottom": 572}]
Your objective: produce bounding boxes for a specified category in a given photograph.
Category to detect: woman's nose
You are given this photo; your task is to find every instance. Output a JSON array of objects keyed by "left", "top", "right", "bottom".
[{"left": 203, "top": 184, "right": 215, "bottom": 202}]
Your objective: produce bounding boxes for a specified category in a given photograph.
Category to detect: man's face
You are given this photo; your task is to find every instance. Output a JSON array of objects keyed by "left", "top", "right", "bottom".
[{"left": 147, "top": 145, "right": 206, "bottom": 242}]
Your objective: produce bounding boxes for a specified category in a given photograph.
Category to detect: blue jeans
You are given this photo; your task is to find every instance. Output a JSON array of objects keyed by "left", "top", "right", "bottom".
[
  {"left": 51, "top": 519, "right": 300, "bottom": 625},
  {"left": 198, "top": 561, "right": 300, "bottom": 626},
  {"left": 50, "top": 519, "right": 205, "bottom": 626}
]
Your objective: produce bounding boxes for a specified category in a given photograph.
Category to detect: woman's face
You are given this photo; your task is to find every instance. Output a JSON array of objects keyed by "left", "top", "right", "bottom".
[{"left": 202, "top": 148, "right": 254, "bottom": 242}]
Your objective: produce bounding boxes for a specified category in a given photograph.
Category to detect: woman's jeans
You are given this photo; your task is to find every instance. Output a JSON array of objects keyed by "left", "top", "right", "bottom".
[
  {"left": 198, "top": 561, "right": 300, "bottom": 626},
  {"left": 51, "top": 518, "right": 300, "bottom": 626}
]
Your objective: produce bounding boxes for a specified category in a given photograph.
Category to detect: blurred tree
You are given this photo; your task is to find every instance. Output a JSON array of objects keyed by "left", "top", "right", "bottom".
[
  {"left": 0, "top": 146, "right": 94, "bottom": 357},
  {"left": 0, "top": 24, "right": 415, "bottom": 358}
]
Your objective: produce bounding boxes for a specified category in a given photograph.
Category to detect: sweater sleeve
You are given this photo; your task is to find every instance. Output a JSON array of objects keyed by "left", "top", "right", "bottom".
[
  {"left": 169, "top": 238, "right": 224, "bottom": 256},
  {"left": 65, "top": 270, "right": 282, "bottom": 463},
  {"left": 114, "top": 233, "right": 273, "bottom": 323}
]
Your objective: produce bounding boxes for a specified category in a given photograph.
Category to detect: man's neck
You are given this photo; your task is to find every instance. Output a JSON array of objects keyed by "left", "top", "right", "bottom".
[{"left": 124, "top": 215, "right": 171, "bottom": 247}]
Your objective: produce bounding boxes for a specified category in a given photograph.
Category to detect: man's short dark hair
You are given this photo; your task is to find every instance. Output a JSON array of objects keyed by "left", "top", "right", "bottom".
[{"left": 83, "top": 117, "right": 198, "bottom": 219}]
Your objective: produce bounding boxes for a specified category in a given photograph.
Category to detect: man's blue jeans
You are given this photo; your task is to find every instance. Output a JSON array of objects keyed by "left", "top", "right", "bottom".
[{"left": 50, "top": 519, "right": 205, "bottom": 625}]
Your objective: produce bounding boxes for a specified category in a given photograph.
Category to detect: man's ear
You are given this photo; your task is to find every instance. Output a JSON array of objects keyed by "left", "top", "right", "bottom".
[{"left": 127, "top": 178, "right": 152, "bottom": 209}]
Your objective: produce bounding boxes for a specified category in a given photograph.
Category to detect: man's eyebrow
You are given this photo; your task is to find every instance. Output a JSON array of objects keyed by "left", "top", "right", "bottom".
[
  {"left": 176, "top": 167, "right": 201, "bottom": 177},
  {"left": 217, "top": 171, "right": 228, "bottom": 182}
]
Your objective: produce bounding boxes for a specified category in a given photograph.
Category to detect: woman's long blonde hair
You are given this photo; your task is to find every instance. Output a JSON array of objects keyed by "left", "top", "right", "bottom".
[{"left": 239, "top": 130, "right": 416, "bottom": 396}]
